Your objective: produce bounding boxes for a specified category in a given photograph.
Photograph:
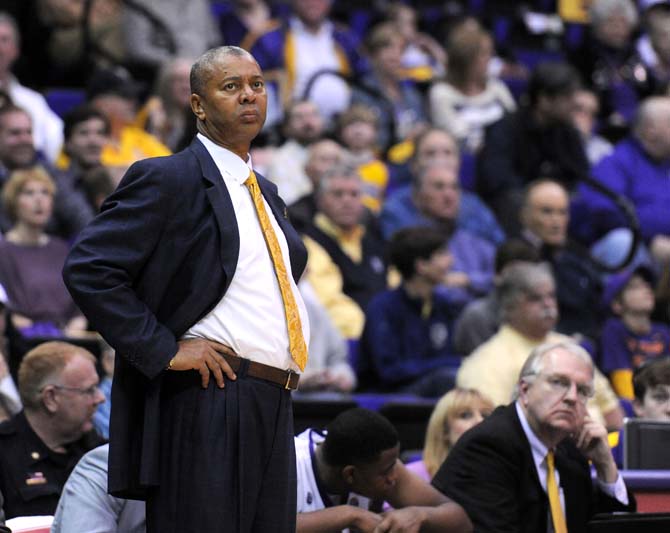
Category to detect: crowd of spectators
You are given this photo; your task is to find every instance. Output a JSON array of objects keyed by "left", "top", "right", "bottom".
[{"left": 1, "top": 0, "right": 670, "bottom": 528}]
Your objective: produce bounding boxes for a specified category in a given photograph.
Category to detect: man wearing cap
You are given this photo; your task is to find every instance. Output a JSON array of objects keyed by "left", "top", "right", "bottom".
[
  {"left": 63, "top": 46, "right": 309, "bottom": 533},
  {"left": 600, "top": 265, "right": 670, "bottom": 399}
]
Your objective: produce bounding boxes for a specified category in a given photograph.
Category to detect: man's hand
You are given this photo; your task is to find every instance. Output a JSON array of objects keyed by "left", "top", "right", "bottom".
[
  {"left": 169, "top": 339, "right": 237, "bottom": 389},
  {"left": 374, "top": 507, "right": 426, "bottom": 533},
  {"left": 575, "top": 415, "right": 618, "bottom": 483},
  {"left": 349, "top": 507, "right": 383, "bottom": 532}
]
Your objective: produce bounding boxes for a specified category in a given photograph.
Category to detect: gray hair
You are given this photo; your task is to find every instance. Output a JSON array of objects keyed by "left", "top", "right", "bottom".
[
  {"left": 512, "top": 340, "right": 594, "bottom": 400},
  {"left": 190, "top": 46, "right": 255, "bottom": 96},
  {"left": 498, "top": 262, "right": 554, "bottom": 322},
  {"left": 589, "top": 0, "right": 638, "bottom": 28},
  {"left": 316, "top": 162, "right": 361, "bottom": 197}
]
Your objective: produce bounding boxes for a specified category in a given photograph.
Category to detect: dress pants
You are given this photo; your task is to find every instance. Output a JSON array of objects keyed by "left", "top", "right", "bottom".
[{"left": 146, "top": 359, "right": 296, "bottom": 532}]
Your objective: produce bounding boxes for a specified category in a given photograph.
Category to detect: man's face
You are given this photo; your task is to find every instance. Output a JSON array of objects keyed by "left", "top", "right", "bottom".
[
  {"left": 304, "top": 140, "right": 343, "bottom": 185},
  {"left": 191, "top": 52, "right": 267, "bottom": 149},
  {"left": 416, "top": 249, "right": 452, "bottom": 285},
  {"left": 522, "top": 182, "right": 569, "bottom": 247},
  {"left": 318, "top": 175, "right": 364, "bottom": 230},
  {"left": 340, "top": 121, "right": 376, "bottom": 152},
  {"left": 65, "top": 117, "right": 108, "bottom": 169},
  {"left": 414, "top": 167, "right": 461, "bottom": 223},
  {"left": 635, "top": 384, "right": 670, "bottom": 421},
  {"left": 169, "top": 60, "right": 193, "bottom": 108},
  {"left": 0, "top": 21, "right": 19, "bottom": 75},
  {"left": 510, "top": 278, "right": 558, "bottom": 339},
  {"left": 520, "top": 349, "right": 593, "bottom": 439},
  {"left": 414, "top": 130, "right": 459, "bottom": 173},
  {"left": 374, "top": 35, "right": 405, "bottom": 77},
  {"left": 285, "top": 101, "right": 323, "bottom": 145},
  {"left": 50, "top": 355, "right": 105, "bottom": 440},
  {"left": 349, "top": 445, "right": 400, "bottom": 500},
  {"left": 292, "top": 0, "right": 332, "bottom": 27},
  {"left": 0, "top": 111, "right": 35, "bottom": 170},
  {"left": 538, "top": 92, "right": 577, "bottom": 125}
]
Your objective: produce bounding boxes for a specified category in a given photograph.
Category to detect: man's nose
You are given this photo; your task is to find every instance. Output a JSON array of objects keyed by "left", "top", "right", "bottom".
[{"left": 240, "top": 84, "right": 256, "bottom": 102}]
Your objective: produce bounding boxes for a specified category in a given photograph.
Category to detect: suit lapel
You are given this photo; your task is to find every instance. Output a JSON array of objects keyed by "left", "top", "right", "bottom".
[{"left": 190, "top": 139, "right": 240, "bottom": 287}]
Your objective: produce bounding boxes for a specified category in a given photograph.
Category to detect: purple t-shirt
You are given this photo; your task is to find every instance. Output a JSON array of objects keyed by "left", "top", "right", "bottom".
[
  {"left": 0, "top": 238, "right": 79, "bottom": 327},
  {"left": 600, "top": 317, "right": 670, "bottom": 373}
]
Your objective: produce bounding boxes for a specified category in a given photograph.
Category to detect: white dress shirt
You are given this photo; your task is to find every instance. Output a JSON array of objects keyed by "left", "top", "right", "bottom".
[
  {"left": 183, "top": 134, "right": 309, "bottom": 372},
  {"left": 290, "top": 17, "right": 351, "bottom": 121},
  {"left": 515, "top": 402, "right": 628, "bottom": 532}
]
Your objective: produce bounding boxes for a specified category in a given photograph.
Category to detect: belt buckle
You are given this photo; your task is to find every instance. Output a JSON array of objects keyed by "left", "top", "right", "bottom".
[{"left": 284, "top": 370, "right": 295, "bottom": 390}]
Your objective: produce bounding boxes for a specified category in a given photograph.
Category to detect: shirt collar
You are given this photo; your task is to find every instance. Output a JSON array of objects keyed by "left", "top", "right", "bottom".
[
  {"left": 197, "top": 133, "right": 253, "bottom": 184},
  {"left": 516, "top": 400, "right": 550, "bottom": 472}
]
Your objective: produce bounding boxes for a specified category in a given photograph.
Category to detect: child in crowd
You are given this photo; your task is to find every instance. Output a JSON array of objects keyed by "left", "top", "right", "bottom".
[
  {"left": 600, "top": 266, "right": 670, "bottom": 399},
  {"left": 610, "top": 357, "right": 670, "bottom": 466}
]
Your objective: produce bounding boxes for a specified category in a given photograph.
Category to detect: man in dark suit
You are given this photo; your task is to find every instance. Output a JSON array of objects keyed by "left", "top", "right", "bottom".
[
  {"left": 63, "top": 46, "right": 309, "bottom": 533},
  {"left": 433, "top": 341, "right": 634, "bottom": 532}
]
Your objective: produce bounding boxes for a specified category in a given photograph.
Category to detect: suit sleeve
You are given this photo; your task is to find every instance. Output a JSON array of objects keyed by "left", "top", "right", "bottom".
[
  {"left": 432, "top": 434, "right": 524, "bottom": 532},
  {"left": 63, "top": 160, "right": 180, "bottom": 379}
]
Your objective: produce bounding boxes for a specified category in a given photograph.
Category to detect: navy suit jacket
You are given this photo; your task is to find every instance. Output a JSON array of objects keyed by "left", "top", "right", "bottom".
[
  {"left": 432, "top": 404, "right": 635, "bottom": 533},
  {"left": 63, "top": 138, "right": 307, "bottom": 499}
]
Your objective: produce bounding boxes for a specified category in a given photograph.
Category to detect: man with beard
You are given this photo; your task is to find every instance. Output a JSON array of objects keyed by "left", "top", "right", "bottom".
[
  {"left": 435, "top": 341, "right": 634, "bottom": 532},
  {"left": 456, "top": 261, "right": 624, "bottom": 430}
]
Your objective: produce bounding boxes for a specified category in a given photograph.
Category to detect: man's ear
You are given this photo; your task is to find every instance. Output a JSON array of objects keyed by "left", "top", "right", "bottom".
[
  {"left": 41, "top": 386, "right": 59, "bottom": 414},
  {"left": 190, "top": 94, "right": 205, "bottom": 121},
  {"left": 518, "top": 379, "right": 530, "bottom": 405},
  {"left": 632, "top": 398, "right": 644, "bottom": 418}
]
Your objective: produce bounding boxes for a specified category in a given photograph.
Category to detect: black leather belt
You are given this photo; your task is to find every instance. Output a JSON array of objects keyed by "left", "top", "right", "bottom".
[{"left": 222, "top": 353, "right": 300, "bottom": 390}]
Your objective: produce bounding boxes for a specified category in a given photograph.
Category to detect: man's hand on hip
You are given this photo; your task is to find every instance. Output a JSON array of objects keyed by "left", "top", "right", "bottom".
[{"left": 170, "top": 339, "right": 237, "bottom": 388}]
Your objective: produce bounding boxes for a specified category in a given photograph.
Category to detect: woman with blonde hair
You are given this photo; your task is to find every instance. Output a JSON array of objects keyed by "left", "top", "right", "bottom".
[{"left": 409, "top": 387, "right": 494, "bottom": 480}]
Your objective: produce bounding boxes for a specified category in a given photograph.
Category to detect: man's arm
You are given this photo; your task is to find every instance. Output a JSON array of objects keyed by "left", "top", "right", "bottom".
[
  {"left": 297, "top": 505, "right": 382, "bottom": 533},
  {"left": 378, "top": 462, "right": 472, "bottom": 533}
]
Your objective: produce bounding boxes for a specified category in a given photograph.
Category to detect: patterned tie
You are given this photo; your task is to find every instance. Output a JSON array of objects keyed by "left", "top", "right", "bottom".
[
  {"left": 546, "top": 450, "right": 567, "bottom": 533},
  {"left": 244, "top": 171, "right": 308, "bottom": 371}
]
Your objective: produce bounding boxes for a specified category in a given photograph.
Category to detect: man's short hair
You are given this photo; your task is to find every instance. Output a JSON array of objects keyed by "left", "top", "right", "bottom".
[
  {"left": 527, "top": 62, "right": 581, "bottom": 107},
  {"left": 516, "top": 340, "right": 594, "bottom": 394},
  {"left": 322, "top": 408, "right": 399, "bottom": 467},
  {"left": 18, "top": 341, "right": 96, "bottom": 410},
  {"left": 633, "top": 358, "right": 670, "bottom": 401},
  {"left": 190, "top": 46, "right": 252, "bottom": 96},
  {"left": 498, "top": 261, "right": 554, "bottom": 320},
  {"left": 389, "top": 226, "right": 447, "bottom": 279},
  {"left": 63, "top": 105, "right": 110, "bottom": 141},
  {"left": 522, "top": 178, "right": 569, "bottom": 209},
  {"left": 494, "top": 240, "right": 540, "bottom": 275}
]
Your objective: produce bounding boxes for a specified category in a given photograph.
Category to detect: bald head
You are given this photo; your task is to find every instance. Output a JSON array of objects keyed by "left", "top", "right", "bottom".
[
  {"left": 521, "top": 180, "right": 569, "bottom": 247},
  {"left": 190, "top": 46, "right": 255, "bottom": 96},
  {"left": 304, "top": 139, "right": 345, "bottom": 185},
  {"left": 634, "top": 97, "right": 670, "bottom": 160}
]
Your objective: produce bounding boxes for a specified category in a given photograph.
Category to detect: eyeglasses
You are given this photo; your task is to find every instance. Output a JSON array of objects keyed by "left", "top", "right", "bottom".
[
  {"left": 45, "top": 384, "right": 101, "bottom": 397},
  {"left": 538, "top": 373, "right": 594, "bottom": 404}
]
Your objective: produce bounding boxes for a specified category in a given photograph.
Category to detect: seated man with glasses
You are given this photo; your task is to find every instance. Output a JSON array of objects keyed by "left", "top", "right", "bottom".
[
  {"left": 434, "top": 341, "right": 635, "bottom": 532},
  {"left": 0, "top": 341, "right": 105, "bottom": 519}
]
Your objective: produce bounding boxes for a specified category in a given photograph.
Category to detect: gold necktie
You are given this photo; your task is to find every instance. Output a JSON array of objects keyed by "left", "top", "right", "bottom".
[
  {"left": 546, "top": 450, "right": 567, "bottom": 533},
  {"left": 244, "top": 171, "right": 308, "bottom": 371}
]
